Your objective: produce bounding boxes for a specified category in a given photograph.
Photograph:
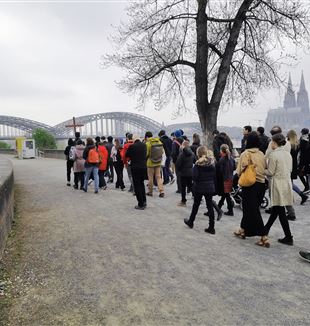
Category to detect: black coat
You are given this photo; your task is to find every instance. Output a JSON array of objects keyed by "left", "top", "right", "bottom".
[
  {"left": 190, "top": 142, "right": 200, "bottom": 160},
  {"left": 258, "top": 134, "right": 270, "bottom": 154},
  {"left": 125, "top": 140, "right": 147, "bottom": 170},
  {"left": 175, "top": 147, "right": 195, "bottom": 177},
  {"left": 290, "top": 146, "right": 299, "bottom": 179},
  {"left": 299, "top": 137, "right": 309, "bottom": 169},
  {"left": 213, "top": 135, "right": 234, "bottom": 161},
  {"left": 192, "top": 163, "right": 216, "bottom": 194},
  {"left": 160, "top": 135, "right": 173, "bottom": 157},
  {"left": 171, "top": 138, "right": 183, "bottom": 163}
]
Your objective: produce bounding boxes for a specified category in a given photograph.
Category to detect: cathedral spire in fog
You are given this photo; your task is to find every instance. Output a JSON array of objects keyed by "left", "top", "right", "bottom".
[
  {"left": 283, "top": 73, "right": 296, "bottom": 109},
  {"left": 297, "top": 71, "right": 310, "bottom": 115}
]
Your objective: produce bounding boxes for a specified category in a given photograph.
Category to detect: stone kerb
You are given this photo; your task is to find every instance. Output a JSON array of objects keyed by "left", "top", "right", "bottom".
[{"left": 0, "top": 157, "right": 14, "bottom": 259}]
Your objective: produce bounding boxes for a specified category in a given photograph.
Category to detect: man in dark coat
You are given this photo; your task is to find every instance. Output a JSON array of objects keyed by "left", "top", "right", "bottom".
[
  {"left": 241, "top": 125, "right": 252, "bottom": 153},
  {"left": 125, "top": 135, "right": 147, "bottom": 210},
  {"left": 158, "top": 130, "right": 174, "bottom": 184},
  {"left": 105, "top": 136, "right": 114, "bottom": 183},
  {"left": 257, "top": 127, "right": 270, "bottom": 154}
]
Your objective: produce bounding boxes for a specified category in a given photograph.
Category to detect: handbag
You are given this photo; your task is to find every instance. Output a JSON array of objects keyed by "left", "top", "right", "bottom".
[{"left": 238, "top": 153, "right": 256, "bottom": 187}]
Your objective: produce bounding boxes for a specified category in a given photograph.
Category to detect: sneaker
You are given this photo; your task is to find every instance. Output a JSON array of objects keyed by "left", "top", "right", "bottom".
[
  {"left": 94, "top": 190, "right": 98, "bottom": 194},
  {"left": 278, "top": 236, "right": 293, "bottom": 246},
  {"left": 286, "top": 214, "right": 296, "bottom": 221},
  {"left": 82, "top": 188, "right": 87, "bottom": 193},
  {"left": 159, "top": 193, "right": 165, "bottom": 198},
  {"left": 73, "top": 185, "right": 78, "bottom": 189},
  {"left": 224, "top": 211, "right": 234, "bottom": 216},
  {"left": 146, "top": 192, "right": 153, "bottom": 197},
  {"left": 299, "top": 251, "right": 310, "bottom": 262},
  {"left": 301, "top": 194, "right": 308, "bottom": 205},
  {"left": 217, "top": 209, "right": 223, "bottom": 221},
  {"left": 204, "top": 227, "right": 215, "bottom": 235},
  {"left": 170, "top": 178, "right": 175, "bottom": 185},
  {"left": 135, "top": 205, "right": 145, "bottom": 210},
  {"left": 103, "top": 186, "right": 107, "bottom": 190},
  {"left": 177, "top": 201, "right": 186, "bottom": 207},
  {"left": 303, "top": 189, "right": 310, "bottom": 195},
  {"left": 184, "top": 218, "right": 193, "bottom": 229},
  {"left": 66, "top": 183, "right": 71, "bottom": 186},
  {"left": 88, "top": 180, "right": 93, "bottom": 185}
]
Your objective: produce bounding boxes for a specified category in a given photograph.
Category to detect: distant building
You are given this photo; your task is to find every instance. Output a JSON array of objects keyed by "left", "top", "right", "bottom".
[{"left": 265, "top": 73, "right": 310, "bottom": 134}]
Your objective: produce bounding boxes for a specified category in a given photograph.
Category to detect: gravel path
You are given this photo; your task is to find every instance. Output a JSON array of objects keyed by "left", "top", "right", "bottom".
[{"left": 2, "top": 156, "right": 310, "bottom": 325}]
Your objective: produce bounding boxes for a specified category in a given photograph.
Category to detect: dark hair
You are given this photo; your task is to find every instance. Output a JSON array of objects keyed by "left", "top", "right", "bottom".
[
  {"left": 192, "top": 133, "right": 201, "bottom": 145},
  {"left": 158, "top": 130, "right": 166, "bottom": 137},
  {"left": 212, "top": 130, "right": 219, "bottom": 136},
  {"left": 270, "top": 125, "right": 282, "bottom": 136},
  {"left": 180, "top": 129, "right": 184, "bottom": 135},
  {"left": 145, "top": 131, "right": 153, "bottom": 138},
  {"left": 272, "top": 133, "right": 286, "bottom": 147},
  {"left": 243, "top": 125, "right": 252, "bottom": 133},
  {"left": 76, "top": 139, "right": 83, "bottom": 145},
  {"left": 257, "top": 126, "right": 265, "bottom": 135},
  {"left": 107, "top": 136, "right": 113, "bottom": 143},
  {"left": 68, "top": 138, "right": 74, "bottom": 146},
  {"left": 127, "top": 133, "right": 133, "bottom": 140},
  {"left": 86, "top": 138, "right": 94, "bottom": 146},
  {"left": 101, "top": 136, "right": 106, "bottom": 141},
  {"left": 75, "top": 132, "right": 80, "bottom": 139},
  {"left": 301, "top": 128, "right": 309, "bottom": 135},
  {"left": 245, "top": 132, "right": 260, "bottom": 149},
  {"left": 95, "top": 136, "right": 100, "bottom": 142},
  {"left": 170, "top": 132, "right": 175, "bottom": 137}
]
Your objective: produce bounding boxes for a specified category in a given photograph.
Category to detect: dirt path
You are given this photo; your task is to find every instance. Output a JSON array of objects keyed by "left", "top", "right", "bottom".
[{"left": 1, "top": 155, "right": 310, "bottom": 325}]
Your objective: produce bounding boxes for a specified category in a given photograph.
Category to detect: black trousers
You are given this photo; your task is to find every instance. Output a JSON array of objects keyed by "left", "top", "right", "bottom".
[
  {"left": 107, "top": 159, "right": 114, "bottom": 181},
  {"left": 181, "top": 176, "right": 192, "bottom": 202},
  {"left": 66, "top": 160, "right": 74, "bottom": 182},
  {"left": 132, "top": 168, "right": 147, "bottom": 207},
  {"left": 218, "top": 193, "right": 234, "bottom": 212},
  {"left": 189, "top": 193, "right": 215, "bottom": 228},
  {"left": 74, "top": 172, "right": 85, "bottom": 188},
  {"left": 98, "top": 170, "right": 107, "bottom": 188},
  {"left": 113, "top": 162, "right": 125, "bottom": 189},
  {"left": 264, "top": 206, "right": 292, "bottom": 238}
]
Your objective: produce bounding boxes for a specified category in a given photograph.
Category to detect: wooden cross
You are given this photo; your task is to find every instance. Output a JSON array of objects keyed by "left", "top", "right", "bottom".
[{"left": 65, "top": 117, "right": 84, "bottom": 135}]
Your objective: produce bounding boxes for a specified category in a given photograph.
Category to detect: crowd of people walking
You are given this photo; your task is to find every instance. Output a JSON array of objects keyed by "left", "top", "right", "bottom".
[{"left": 64, "top": 125, "right": 310, "bottom": 253}]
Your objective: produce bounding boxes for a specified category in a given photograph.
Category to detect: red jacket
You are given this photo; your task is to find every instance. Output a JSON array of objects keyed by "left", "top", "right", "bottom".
[
  {"left": 98, "top": 144, "right": 109, "bottom": 171},
  {"left": 123, "top": 140, "right": 134, "bottom": 166}
]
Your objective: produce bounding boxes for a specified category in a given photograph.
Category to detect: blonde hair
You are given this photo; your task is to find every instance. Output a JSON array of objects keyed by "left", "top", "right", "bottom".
[
  {"left": 220, "top": 144, "right": 230, "bottom": 156},
  {"left": 287, "top": 129, "right": 298, "bottom": 149},
  {"left": 196, "top": 145, "right": 208, "bottom": 158}
]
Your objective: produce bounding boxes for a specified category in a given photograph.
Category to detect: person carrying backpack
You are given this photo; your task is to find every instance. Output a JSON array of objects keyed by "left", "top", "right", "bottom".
[
  {"left": 145, "top": 131, "right": 165, "bottom": 198},
  {"left": 64, "top": 138, "right": 75, "bottom": 187},
  {"left": 82, "top": 138, "right": 100, "bottom": 193}
]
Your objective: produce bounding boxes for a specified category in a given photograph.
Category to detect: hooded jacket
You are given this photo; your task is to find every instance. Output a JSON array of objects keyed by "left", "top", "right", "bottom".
[
  {"left": 73, "top": 144, "right": 85, "bottom": 173},
  {"left": 176, "top": 147, "right": 195, "bottom": 177},
  {"left": 192, "top": 156, "right": 216, "bottom": 194}
]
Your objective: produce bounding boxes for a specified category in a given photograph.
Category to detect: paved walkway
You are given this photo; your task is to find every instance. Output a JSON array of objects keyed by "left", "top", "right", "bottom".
[{"left": 2, "top": 155, "right": 310, "bottom": 325}]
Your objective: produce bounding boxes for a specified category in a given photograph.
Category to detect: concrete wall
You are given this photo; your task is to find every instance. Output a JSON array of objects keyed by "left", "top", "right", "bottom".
[
  {"left": 43, "top": 150, "right": 65, "bottom": 160},
  {"left": 0, "top": 157, "right": 14, "bottom": 258}
]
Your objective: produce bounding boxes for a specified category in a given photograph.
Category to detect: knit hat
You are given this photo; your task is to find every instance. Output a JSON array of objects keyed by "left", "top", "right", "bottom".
[{"left": 174, "top": 129, "right": 182, "bottom": 138}]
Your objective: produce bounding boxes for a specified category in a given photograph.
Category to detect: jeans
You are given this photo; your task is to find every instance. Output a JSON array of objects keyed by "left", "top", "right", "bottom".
[
  {"left": 292, "top": 182, "right": 302, "bottom": 196},
  {"left": 127, "top": 165, "right": 134, "bottom": 192},
  {"left": 84, "top": 166, "right": 99, "bottom": 192},
  {"left": 163, "top": 156, "right": 174, "bottom": 183}
]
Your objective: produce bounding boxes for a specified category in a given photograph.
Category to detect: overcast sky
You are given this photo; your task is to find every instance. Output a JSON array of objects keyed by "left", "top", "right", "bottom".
[{"left": 0, "top": 1, "right": 310, "bottom": 128}]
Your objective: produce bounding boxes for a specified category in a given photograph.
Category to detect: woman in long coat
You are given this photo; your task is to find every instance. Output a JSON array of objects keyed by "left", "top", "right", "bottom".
[
  {"left": 264, "top": 133, "right": 294, "bottom": 245},
  {"left": 234, "top": 132, "right": 269, "bottom": 246}
]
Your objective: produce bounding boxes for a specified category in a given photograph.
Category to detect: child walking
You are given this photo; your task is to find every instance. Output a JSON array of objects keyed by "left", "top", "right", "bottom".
[
  {"left": 217, "top": 144, "right": 235, "bottom": 217},
  {"left": 184, "top": 146, "right": 217, "bottom": 234}
]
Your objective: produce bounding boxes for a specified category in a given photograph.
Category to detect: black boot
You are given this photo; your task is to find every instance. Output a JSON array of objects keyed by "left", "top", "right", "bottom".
[
  {"left": 184, "top": 218, "right": 193, "bottom": 229},
  {"left": 278, "top": 236, "right": 293, "bottom": 246}
]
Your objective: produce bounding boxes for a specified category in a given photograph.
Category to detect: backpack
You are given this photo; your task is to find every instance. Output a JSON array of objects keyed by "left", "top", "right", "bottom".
[
  {"left": 150, "top": 142, "right": 164, "bottom": 163},
  {"left": 68, "top": 146, "right": 76, "bottom": 161},
  {"left": 87, "top": 147, "right": 100, "bottom": 164}
]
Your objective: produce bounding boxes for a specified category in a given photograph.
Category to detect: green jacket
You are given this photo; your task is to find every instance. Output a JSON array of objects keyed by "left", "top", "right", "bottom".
[{"left": 146, "top": 137, "right": 163, "bottom": 167}]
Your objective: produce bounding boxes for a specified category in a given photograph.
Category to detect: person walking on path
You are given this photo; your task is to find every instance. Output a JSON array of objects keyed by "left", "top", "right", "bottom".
[
  {"left": 73, "top": 140, "right": 85, "bottom": 190},
  {"left": 145, "top": 131, "right": 165, "bottom": 198},
  {"left": 158, "top": 130, "right": 174, "bottom": 185},
  {"left": 234, "top": 132, "right": 269, "bottom": 246},
  {"left": 83, "top": 138, "right": 100, "bottom": 193},
  {"left": 97, "top": 141, "right": 109, "bottom": 190},
  {"left": 184, "top": 146, "right": 217, "bottom": 235},
  {"left": 287, "top": 130, "right": 308, "bottom": 206},
  {"left": 125, "top": 135, "right": 147, "bottom": 210},
  {"left": 123, "top": 133, "right": 135, "bottom": 193},
  {"left": 190, "top": 133, "right": 201, "bottom": 160},
  {"left": 64, "top": 138, "right": 75, "bottom": 186},
  {"left": 176, "top": 140, "right": 194, "bottom": 206},
  {"left": 171, "top": 130, "right": 184, "bottom": 193},
  {"left": 299, "top": 128, "right": 310, "bottom": 193},
  {"left": 216, "top": 144, "right": 235, "bottom": 217},
  {"left": 111, "top": 138, "right": 125, "bottom": 190},
  {"left": 241, "top": 125, "right": 252, "bottom": 153},
  {"left": 105, "top": 136, "right": 114, "bottom": 183},
  {"left": 264, "top": 133, "right": 294, "bottom": 246}
]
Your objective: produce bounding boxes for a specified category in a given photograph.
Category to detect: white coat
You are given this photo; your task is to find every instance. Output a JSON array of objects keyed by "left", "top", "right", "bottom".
[{"left": 265, "top": 147, "right": 293, "bottom": 207}]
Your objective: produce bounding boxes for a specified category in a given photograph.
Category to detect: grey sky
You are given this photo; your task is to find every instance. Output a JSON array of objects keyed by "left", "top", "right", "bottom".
[{"left": 0, "top": 1, "right": 309, "bottom": 128}]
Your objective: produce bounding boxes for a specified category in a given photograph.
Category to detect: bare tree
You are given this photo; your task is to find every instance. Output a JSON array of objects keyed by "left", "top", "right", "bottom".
[{"left": 104, "top": 0, "right": 310, "bottom": 145}]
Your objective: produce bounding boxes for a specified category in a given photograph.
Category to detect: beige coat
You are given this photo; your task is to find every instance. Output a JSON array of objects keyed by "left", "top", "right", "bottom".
[
  {"left": 265, "top": 147, "right": 293, "bottom": 206},
  {"left": 237, "top": 148, "right": 266, "bottom": 183}
]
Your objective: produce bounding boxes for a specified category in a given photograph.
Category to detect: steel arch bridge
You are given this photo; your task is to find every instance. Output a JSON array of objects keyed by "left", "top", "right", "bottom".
[{"left": 0, "top": 112, "right": 169, "bottom": 139}]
